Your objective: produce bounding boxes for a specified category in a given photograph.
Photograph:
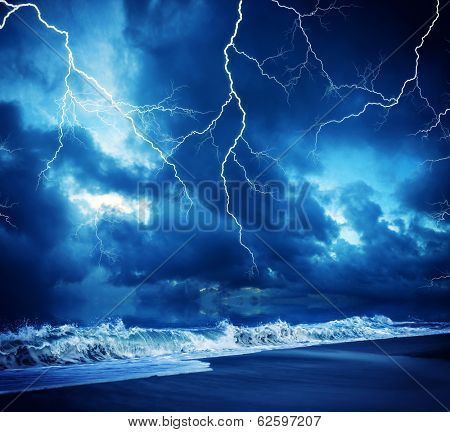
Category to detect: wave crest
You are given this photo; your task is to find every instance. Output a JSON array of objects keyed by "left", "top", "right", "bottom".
[{"left": 0, "top": 315, "right": 448, "bottom": 369}]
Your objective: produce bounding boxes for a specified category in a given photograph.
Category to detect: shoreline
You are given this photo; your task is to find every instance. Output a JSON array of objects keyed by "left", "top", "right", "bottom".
[{"left": 0, "top": 333, "right": 449, "bottom": 411}]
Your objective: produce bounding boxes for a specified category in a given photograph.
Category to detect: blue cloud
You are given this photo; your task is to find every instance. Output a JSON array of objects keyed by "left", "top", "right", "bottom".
[{"left": 0, "top": 0, "right": 449, "bottom": 326}]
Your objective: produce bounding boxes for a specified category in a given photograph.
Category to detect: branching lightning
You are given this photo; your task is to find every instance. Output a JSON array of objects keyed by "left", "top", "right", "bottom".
[
  {"left": 0, "top": 0, "right": 198, "bottom": 217},
  {"left": 431, "top": 199, "right": 450, "bottom": 223},
  {"left": 0, "top": 0, "right": 448, "bottom": 275},
  {"left": 0, "top": 135, "right": 22, "bottom": 154},
  {"left": 0, "top": 137, "right": 19, "bottom": 228},
  {"left": 424, "top": 272, "right": 450, "bottom": 288},
  {"left": 263, "top": 0, "right": 446, "bottom": 157},
  {"left": 75, "top": 206, "right": 121, "bottom": 265},
  {"left": 0, "top": 0, "right": 266, "bottom": 272},
  {"left": 0, "top": 198, "right": 16, "bottom": 228}
]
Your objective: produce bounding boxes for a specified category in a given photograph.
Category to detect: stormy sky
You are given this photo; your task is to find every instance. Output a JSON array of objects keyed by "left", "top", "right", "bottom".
[{"left": 0, "top": 0, "right": 449, "bottom": 327}]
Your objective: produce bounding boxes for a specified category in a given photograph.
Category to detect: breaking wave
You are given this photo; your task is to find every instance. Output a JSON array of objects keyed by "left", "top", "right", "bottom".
[{"left": 1, "top": 315, "right": 449, "bottom": 369}]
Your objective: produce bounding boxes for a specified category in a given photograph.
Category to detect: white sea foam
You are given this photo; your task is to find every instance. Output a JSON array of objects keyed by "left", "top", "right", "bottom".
[{"left": 1, "top": 315, "right": 448, "bottom": 370}]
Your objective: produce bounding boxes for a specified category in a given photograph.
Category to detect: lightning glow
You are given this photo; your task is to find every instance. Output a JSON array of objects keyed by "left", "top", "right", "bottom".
[
  {"left": 0, "top": 0, "right": 197, "bottom": 214},
  {"left": 71, "top": 191, "right": 136, "bottom": 264},
  {"left": 74, "top": 207, "right": 120, "bottom": 265},
  {"left": 0, "top": 135, "right": 22, "bottom": 154},
  {"left": 261, "top": 0, "right": 446, "bottom": 156},
  {"left": 0, "top": 0, "right": 448, "bottom": 276},
  {"left": 0, "top": 198, "right": 16, "bottom": 228},
  {"left": 431, "top": 199, "right": 450, "bottom": 223},
  {"left": 425, "top": 272, "right": 450, "bottom": 288}
]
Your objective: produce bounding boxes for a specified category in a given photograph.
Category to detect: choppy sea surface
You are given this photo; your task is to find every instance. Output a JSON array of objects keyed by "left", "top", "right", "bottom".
[{"left": 0, "top": 315, "right": 449, "bottom": 394}]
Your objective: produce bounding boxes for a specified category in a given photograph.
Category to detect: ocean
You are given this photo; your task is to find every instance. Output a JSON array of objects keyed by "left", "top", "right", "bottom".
[{"left": 0, "top": 315, "right": 449, "bottom": 399}]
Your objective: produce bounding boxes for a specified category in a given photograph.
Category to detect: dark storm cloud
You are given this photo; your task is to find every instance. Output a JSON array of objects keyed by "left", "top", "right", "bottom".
[
  {"left": 0, "top": 101, "right": 154, "bottom": 323},
  {"left": 0, "top": 103, "right": 84, "bottom": 323},
  {"left": 304, "top": 181, "right": 450, "bottom": 318},
  {"left": 399, "top": 163, "right": 450, "bottom": 220},
  {"left": 0, "top": 0, "right": 449, "bottom": 326},
  {"left": 48, "top": 127, "right": 141, "bottom": 195}
]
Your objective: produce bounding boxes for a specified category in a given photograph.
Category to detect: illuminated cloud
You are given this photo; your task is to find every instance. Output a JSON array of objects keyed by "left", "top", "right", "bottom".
[{"left": 0, "top": 0, "right": 448, "bottom": 325}]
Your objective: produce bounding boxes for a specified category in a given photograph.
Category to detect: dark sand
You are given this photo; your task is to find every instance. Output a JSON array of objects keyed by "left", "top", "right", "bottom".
[{"left": 1, "top": 334, "right": 449, "bottom": 411}]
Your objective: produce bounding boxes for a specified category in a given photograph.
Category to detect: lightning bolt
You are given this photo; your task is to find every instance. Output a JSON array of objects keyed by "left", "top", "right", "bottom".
[
  {"left": 75, "top": 206, "right": 120, "bottom": 265},
  {"left": 424, "top": 272, "right": 450, "bottom": 288},
  {"left": 222, "top": 0, "right": 446, "bottom": 161},
  {"left": 0, "top": 0, "right": 196, "bottom": 217},
  {"left": 0, "top": 138, "right": 19, "bottom": 228},
  {"left": 0, "top": 198, "right": 16, "bottom": 228},
  {"left": 431, "top": 199, "right": 450, "bottom": 223},
  {"left": 0, "top": 0, "right": 448, "bottom": 275},
  {"left": 416, "top": 107, "right": 449, "bottom": 142},
  {"left": 219, "top": 0, "right": 258, "bottom": 275},
  {"left": 0, "top": 135, "right": 22, "bottom": 154},
  {"left": 271, "top": 0, "right": 444, "bottom": 156},
  {"left": 0, "top": 0, "right": 266, "bottom": 272}
]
